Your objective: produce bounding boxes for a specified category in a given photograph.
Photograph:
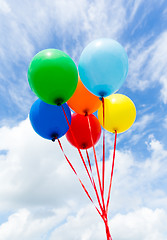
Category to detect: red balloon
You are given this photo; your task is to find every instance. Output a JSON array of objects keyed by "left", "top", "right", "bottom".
[{"left": 66, "top": 113, "right": 101, "bottom": 149}]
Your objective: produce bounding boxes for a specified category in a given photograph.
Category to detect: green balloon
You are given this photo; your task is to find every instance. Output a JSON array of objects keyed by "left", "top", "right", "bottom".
[{"left": 28, "top": 49, "right": 78, "bottom": 105}]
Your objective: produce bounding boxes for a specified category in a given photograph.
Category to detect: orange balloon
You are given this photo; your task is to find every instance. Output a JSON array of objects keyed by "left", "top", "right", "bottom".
[{"left": 67, "top": 76, "right": 102, "bottom": 115}]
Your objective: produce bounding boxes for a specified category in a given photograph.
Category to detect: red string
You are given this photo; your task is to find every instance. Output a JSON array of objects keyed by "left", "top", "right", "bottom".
[
  {"left": 86, "top": 149, "right": 103, "bottom": 212},
  {"left": 104, "top": 219, "right": 112, "bottom": 240},
  {"left": 102, "top": 97, "right": 105, "bottom": 200},
  {"left": 57, "top": 138, "right": 113, "bottom": 239},
  {"left": 106, "top": 130, "right": 117, "bottom": 214},
  {"left": 61, "top": 105, "right": 104, "bottom": 214},
  {"left": 61, "top": 105, "right": 95, "bottom": 191},
  {"left": 86, "top": 149, "right": 93, "bottom": 175},
  {"left": 86, "top": 135, "right": 112, "bottom": 240},
  {"left": 61, "top": 104, "right": 116, "bottom": 240},
  {"left": 57, "top": 138, "right": 102, "bottom": 218},
  {"left": 86, "top": 115, "right": 106, "bottom": 212}
]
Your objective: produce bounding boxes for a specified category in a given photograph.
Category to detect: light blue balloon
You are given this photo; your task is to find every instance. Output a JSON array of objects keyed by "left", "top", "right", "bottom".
[{"left": 78, "top": 38, "right": 128, "bottom": 97}]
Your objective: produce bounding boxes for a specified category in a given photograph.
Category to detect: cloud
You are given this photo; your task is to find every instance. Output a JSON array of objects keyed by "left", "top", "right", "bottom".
[
  {"left": 0, "top": 0, "right": 129, "bottom": 64},
  {"left": 50, "top": 205, "right": 104, "bottom": 240},
  {"left": 116, "top": 112, "right": 155, "bottom": 147},
  {"left": 1, "top": 0, "right": 164, "bottom": 125},
  {"left": 0, "top": 0, "right": 129, "bottom": 124},
  {"left": 163, "top": 115, "right": 167, "bottom": 129},
  {"left": 0, "top": 118, "right": 167, "bottom": 238},
  {"left": 1, "top": 206, "right": 166, "bottom": 240},
  {"left": 0, "top": 118, "right": 90, "bottom": 211},
  {"left": 0, "top": 1, "right": 167, "bottom": 239},
  {"left": 103, "top": 132, "right": 167, "bottom": 215},
  {"left": 127, "top": 31, "right": 167, "bottom": 103},
  {"left": 0, "top": 207, "right": 71, "bottom": 240},
  {"left": 127, "top": 0, "right": 145, "bottom": 22},
  {"left": 53, "top": 206, "right": 167, "bottom": 240},
  {"left": 0, "top": 0, "right": 11, "bottom": 14},
  {"left": 51, "top": 207, "right": 167, "bottom": 240},
  {"left": 144, "top": 134, "right": 167, "bottom": 180},
  {"left": 0, "top": 205, "right": 165, "bottom": 240},
  {"left": 1, "top": 117, "right": 167, "bottom": 213},
  {"left": 111, "top": 207, "right": 167, "bottom": 240},
  {"left": 160, "top": 76, "right": 167, "bottom": 104}
]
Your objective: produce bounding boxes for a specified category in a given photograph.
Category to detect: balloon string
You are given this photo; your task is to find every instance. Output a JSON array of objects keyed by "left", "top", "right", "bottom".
[
  {"left": 86, "top": 149, "right": 103, "bottom": 212},
  {"left": 86, "top": 115, "right": 106, "bottom": 212},
  {"left": 86, "top": 144, "right": 112, "bottom": 240},
  {"left": 57, "top": 137, "right": 112, "bottom": 240},
  {"left": 61, "top": 105, "right": 114, "bottom": 240},
  {"left": 106, "top": 130, "right": 117, "bottom": 214},
  {"left": 57, "top": 138, "right": 102, "bottom": 218},
  {"left": 102, "top": 97, "right": 105, "bottom": 199},
  {"left": 85, "top": 149, "right": 93, "bottom": 174},
  {"left": 103, "top": 217, "right": 112, "bottom": 240},
  {"left": 61, "top": 105, "right": 100, "bottom": 202}
]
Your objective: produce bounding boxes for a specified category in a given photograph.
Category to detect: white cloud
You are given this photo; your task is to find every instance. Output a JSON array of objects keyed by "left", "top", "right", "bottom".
[
  {"left": 1, "top": 206, "right": 167, "bottom": 240},
  {"left": 0, "top": 119, "right": 90, "bottom": 211},
  {"left": 0, "top": 0, "right": 128, "bottom": 63},
  {"left": 127, "top": 31, "right": 167, "bottom": 103},
  {"left": 163, "top": 115, "right": 167, "bottom": 129},
  {"left": 0, "top": 118, "right": 166, "bottom": 214},
  {"left": 50, "top": 205, "right": 104, "bottom": 240},
  {"left": 117, "top": 113, "right": 155, "bottom": 146},
  {"left": 0, "top": 0, "right": 165, "bottom": 123},
  {"left": 0, "top": 0, "right": 129, "bottom": 121},
  {"left": 0, "top": 0, "right": 11, "bottom": 14},
  {"left": 0, "top": 0, "right": 165, "bottom": 127},
  {"left": 0, "top": 1, "right": 167, "bottom": 238},
  {"left": 104, "top": 132, "right": 167, "bottom": 215},
  {"left": 144, "top": 134, "right": 167, "bottom": 179},
  {"left": 127, "top": 0, "right": 144, "bottom": 22},
  {"left": 111, "top": 207, "right": 167, "bottom": 240},
  {"left": 0, "top": 208, "right": 71, "bottom": 240},
  {"left": 160, "top": 76, "right": 167, "bottom": 104},
  {"left": 0, "top": 118, "right": 167, "bottom": 238}
]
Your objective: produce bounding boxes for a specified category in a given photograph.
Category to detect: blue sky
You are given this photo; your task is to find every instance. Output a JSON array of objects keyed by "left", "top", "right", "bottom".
[{"left": 0, "top": 0, "right": 167, "bottom": 239}]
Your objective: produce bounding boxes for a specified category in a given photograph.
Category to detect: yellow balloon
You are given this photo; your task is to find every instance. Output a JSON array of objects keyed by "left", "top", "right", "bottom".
[{"left": 98, "top": 94, "right": 136, "bottom": 133}]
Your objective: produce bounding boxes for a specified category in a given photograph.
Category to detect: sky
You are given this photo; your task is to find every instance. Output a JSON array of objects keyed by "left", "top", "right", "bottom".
[{"left": 0, "top": 0, "right": 167, "bottom": 239}]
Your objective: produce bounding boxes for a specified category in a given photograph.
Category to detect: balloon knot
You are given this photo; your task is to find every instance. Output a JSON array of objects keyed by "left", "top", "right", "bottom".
[
  {"left": 54, "top": 98, "right": 63, "bottom": 106},
  {"left": 51, "top": 133, "right": 58, "bottom": 141},
  {"left": 99, "top": 91, "right": 106, "bottom": 98},
  {"left": 81, "top": 143, "right": 87, "bottom": 149}
]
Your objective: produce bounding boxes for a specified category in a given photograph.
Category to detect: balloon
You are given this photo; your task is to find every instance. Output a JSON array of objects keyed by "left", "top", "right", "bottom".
[
  {"left": 67, "top": 76, "right": 102, "bottom": 115},
  {"left": 66, "top": 113, "right": 101, "bottom": 149},
  {"left": 28, "top": 49, "right": 78, "bottom": 105},
  {"left": 78, "top": 38, "right": 128, "bottom": 97},
  {"left": 98, "top": 94, "right": 136, "bottom": 133},
  {"left": 29, "top": 99, "right": 71, "bottom": 140}
]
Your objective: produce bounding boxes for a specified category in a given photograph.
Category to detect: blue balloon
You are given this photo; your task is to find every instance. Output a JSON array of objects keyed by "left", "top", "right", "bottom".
[
  {"left": 78, "top": 38, "right": 128, "bottom": 97},
  {"left": 29, "top": 99, "right": 71, "bottom": 140}
]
